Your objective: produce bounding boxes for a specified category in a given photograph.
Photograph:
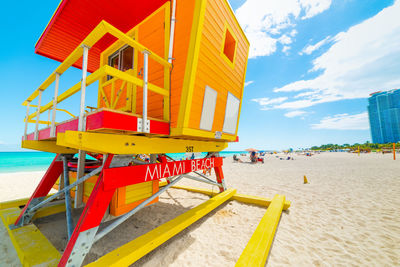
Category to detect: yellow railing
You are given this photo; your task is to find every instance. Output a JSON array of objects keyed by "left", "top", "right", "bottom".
[
  {"left": 25, "top": 106, "right": 75, "bottom": 125},
  {"left": 23, "top": 20, "right": 171, "bottom": 140}
]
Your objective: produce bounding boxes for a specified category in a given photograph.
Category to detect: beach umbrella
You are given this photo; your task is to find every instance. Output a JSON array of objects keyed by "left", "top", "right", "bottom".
[{"left": 245, "top": 148, "right": 258, "bottom": 152}]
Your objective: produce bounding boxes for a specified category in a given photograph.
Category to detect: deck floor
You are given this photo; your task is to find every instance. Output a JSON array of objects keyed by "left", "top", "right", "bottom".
[{"left": 25, "top": 108, "right": 170, "bottom": 141}]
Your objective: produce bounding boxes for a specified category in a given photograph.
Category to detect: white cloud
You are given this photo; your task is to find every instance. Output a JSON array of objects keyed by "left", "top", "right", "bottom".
[
  {"left": 284, "top": 110, "right": 308, "bottom": 118},
  {"left": 279, "top": 34, "right": 293, "bottom": 45},
  {"left": 300, "top": 0, "right": 332, "bottom": 19},
  {"left": 251, "top": 97, "right": 288, "bottom": 110},
  {"left": 311, "top": 112, "right": 369, "bottom": 130},
  {"left": 299, "top": 36, "right": 333, "bottom": 55},
  {"left": 290, "top": 29, "right": 298, "bottom": 37},
  {"left": 272, "top": 1, "right": 400, "bottom": 108},
  {"left": 235, "top": 0, "right": 332, "bottom": 58},
  {"left": 244, "top": 81, "right": 254, "bottom": 87},
  {"left": 282, "top": 46, "right": 291, "bottom": 54}
]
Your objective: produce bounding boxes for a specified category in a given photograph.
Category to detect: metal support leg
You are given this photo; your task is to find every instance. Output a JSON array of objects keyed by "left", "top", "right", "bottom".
[
  {"left": 12, "top": 155, "right": 64, "bottom": 228},
  {"left": 58, "top": 155, "right": 114, "bottom": 267},
  {"left": 62, "top": 156, "right": 74, "bottom": 240},
  {"left": 74, "top": 150, "right": 86, "bottom": 208},
  {"left": 214, "top": 165, "right": 227, "bottom": 192},
  {"left": 27, "top": 165, "right": 103, "bottom": 214}
]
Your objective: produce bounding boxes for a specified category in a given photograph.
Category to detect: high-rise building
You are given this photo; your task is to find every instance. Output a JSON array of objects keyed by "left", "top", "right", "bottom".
[{"left": 367, "top": 89, "right": 400, "bottom": 143}]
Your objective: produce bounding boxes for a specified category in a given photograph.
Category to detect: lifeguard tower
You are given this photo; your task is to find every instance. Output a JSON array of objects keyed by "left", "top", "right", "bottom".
[{"left": 0, "top": 1, "right": 290, "bottom": 266}]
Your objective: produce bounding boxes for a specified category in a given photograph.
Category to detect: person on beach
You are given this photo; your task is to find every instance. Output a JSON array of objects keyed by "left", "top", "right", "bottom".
[
  {"left": 250, "top": 151, "right": 264, "bottom": 164},
  {"left": 233, "top": 154, "right": 243, "bottom": 163}
]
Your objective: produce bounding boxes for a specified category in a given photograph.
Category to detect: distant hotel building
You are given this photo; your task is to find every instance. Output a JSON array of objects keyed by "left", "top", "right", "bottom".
[{"left": 367, "top": 89, "right": 400, "bottom": 143}]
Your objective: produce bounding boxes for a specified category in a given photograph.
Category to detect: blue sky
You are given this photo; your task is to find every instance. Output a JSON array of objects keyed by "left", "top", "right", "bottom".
[{"left": 0, "top": 0, "right": 399, "bottom": 151}]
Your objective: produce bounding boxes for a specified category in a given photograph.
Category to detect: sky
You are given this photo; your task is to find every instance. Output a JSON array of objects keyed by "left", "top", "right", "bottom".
[{"left": 0, "top": 0, "right": 399, "bottom": 151}]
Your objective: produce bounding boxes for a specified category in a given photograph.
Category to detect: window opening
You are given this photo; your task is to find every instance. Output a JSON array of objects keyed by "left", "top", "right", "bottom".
[
  {"left": 223, "top": 28, "right": 236, "bottom": 63},
  {"left": 107, "top": 45, "right": 134, "bottom": 80},
  {"left": 200, "top": 86, "right": 218, "bottom": 131},
  {"left": 222, "top": 92, "right": 240, "bottom": 134}
]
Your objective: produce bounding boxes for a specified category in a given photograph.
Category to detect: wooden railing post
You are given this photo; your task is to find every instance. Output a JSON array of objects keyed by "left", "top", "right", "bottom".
[
  {"left": 78, "top": 45, "right": 90, "bottom": 132},
  {"left": 75, "top": 44, "right": 90, "bottom": 208},
  {"left": 50, "top": 73, "right": 60, "bottom": 137},
  {"left": 24, "top": 101, "right": 31, "bottom": 140},
  {"left": 142, "top": 51, "right": 150, "bottom": 133},
  {"left": 34, "top": 90, "right": 43, "bottom": 140}
]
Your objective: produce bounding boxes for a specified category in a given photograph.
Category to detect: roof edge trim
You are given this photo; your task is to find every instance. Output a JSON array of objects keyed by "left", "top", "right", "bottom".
[{"left": 34, "top": 0, "right": 67, "bottom": 51}]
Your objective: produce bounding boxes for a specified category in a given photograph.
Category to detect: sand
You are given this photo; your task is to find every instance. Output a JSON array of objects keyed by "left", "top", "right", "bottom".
[{"left": 0, "top": 152, "right": 399, "bottom": 266}]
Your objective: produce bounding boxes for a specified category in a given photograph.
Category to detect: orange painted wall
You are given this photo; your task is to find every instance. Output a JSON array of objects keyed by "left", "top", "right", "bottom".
[
  {"left": 135, "top": 6, "right": 167, "bottom": 120},
  {"left": 97, "top": 0, "right": 249, "bottom": 140},
  {"left": 170, "top": 0, "right": 197, "bottom": 127},
  {"left": 188, "top": 0, "right": 249, "bottom": 134}
]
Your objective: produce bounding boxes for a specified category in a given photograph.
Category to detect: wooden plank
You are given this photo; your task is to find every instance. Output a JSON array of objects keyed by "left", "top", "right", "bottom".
[
  {"left": 87, "top": 189, "right": 236, "bottom": 266},
  {"left": 235, "top": 194, "right": 285, "bottom": 267},
  {"left": 0, "top": 208, "right": 60, "bottom": 266},
  {"left": 233, "top": 193, "right": 290, "bottom": 211},
  {"left": 103, "top": 158, "right": 223, "bottom": 190},
  {"left": 21, "top": 140, "right": 78, "bottom": 154},
  {"left": 0, "top": 195, "right": 68, "bottom": 220},
  {"left": 171, "top": 185, "right": 291, "bottom": 210},
  {"left": 57, "top": 131, "right": 228, "bottom": 155},
  {"left": 0, "top": 198, "right": 30, "bottom": 210}
]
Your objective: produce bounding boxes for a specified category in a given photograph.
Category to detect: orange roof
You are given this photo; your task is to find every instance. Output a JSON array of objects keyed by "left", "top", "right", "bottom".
[{"left": 35, "top": 0, "right": 169, "bottom": 72}]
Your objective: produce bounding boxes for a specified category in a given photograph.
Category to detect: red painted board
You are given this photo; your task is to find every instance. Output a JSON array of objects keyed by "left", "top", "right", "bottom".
[
  {"left": 86, "top": 111, "right": 138, "bottom": 132},
  {"left": 23, "top": 110, "right": 169, "bottom": 141},
  {"left": 150, "top": 119, "right": 170, "bottom": 135},
  {"left": 103, "top": 157, "right": 223, "bottom": 191},
  {"left": 14, "top": 155, "right": 63, "bottom": 225},
  {"left": 38, "top": 127, "right": 51, "bottom": 140},
  {"left": 56, "top": 118, "right": 79, "bottom": 134}
]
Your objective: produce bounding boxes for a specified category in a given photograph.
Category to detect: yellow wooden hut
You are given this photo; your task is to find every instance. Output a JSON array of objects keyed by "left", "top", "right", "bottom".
[{"left": 23, "top": 0, "right": 249, "bottom": 146}]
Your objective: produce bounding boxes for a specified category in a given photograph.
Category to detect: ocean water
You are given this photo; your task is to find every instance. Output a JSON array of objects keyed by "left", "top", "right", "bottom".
[{"left": 0, "top": 151, "right": 246, "bottom": 173}]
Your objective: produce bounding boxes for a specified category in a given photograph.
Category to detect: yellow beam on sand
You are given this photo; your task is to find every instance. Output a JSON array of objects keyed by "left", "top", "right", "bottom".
[
  {"left": 87, "top": 189, "right": 236, "bottom": 266},
  {"left": 0, "top": 196, "right": 68, "bottom": 220},
  {"left": 22, "top": 140, "right": 78, "bottom": 154},
  {"left": 0, "top": 198, "right": 29, "bottom": 210},
  {"left": 170, "top": 185, "right": 291, "bottom": 210},
  {"left": 235, "top": 194, "right": 285, "bottom": 267},
  {"left": 57, "top": 131, "right": 228, "bottom": 155},
  {"left": 0, "top": 208, "right": 61, "bottom": 266},
  {"left": 233, "top": 193, "right": 290, "bottom": 211}
]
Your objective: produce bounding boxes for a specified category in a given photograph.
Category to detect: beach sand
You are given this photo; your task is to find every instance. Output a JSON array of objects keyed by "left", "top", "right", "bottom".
[{"left": 0, "top": 152, "right": 399, "bottom": 266}]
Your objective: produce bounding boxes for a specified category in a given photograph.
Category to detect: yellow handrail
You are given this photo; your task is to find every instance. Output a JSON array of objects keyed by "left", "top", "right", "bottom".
[
  {"left": 22, "top": 20, "right": 171, "bottom": 106},
  {"left": 27, "top": 65, "right": 169, "bottom": 120},
  {"left": 28, "top": 105, "right": 76, "bottom": 118}
]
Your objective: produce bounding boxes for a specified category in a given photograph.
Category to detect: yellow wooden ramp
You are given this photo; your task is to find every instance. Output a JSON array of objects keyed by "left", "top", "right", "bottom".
[
  {"left": 0, "top": 208, "right": 61, "bottom": 267},
  {"left": 235, "top": 194, "right": 285, "bottom": 267},
  {"left": 170, "top": 185, "right": 291, "bottom": 210}
]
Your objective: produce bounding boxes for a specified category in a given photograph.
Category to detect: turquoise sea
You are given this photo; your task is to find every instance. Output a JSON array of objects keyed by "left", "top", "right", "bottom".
[{"left": 0, "top": 151, "right": 246, "bottom": 173}]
